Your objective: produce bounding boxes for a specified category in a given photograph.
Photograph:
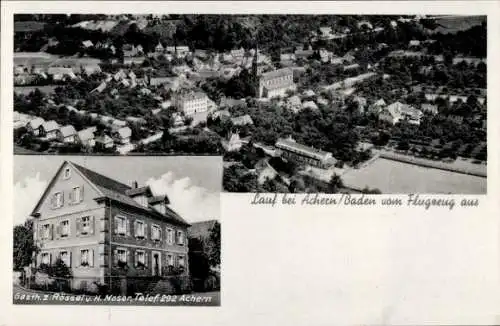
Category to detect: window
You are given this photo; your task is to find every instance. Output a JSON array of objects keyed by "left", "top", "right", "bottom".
[
  {"left": 178, "top": 255, "right": 185, "bottom": 267},
  {"left": 177, "top": 230, "right": 184, "bottom": 245},
  {"left": 63, "top": 168, "right": 71, "bottom": 179},
  {"left": 135, "top": 250, "right": 145, "bottom": 267},
  {"left": 81, "top": 216, "right": 90, "bottom": 234},
  {"left": 166, "top": 228, "right": 174, "bottom": 245},
  {"left": 115, "top": 216, "right": 126, "bottom": 235},
  {"left": 42, "top": 223, "right": 51, "bottom": 240},
  {"left": 60, "top": 220, "right": 69, "bottom": 237},
  {"left": 53, "top": 192, "right": 63, "bottom": 209},
  {"left": 60, "top": 251, "right": 70, "bottom": 266},
  {"left": 117, "top": 249, "right": 127, "bottom": 263},
  {"left": 135, "top": 220, "right": 145, "bottom": 238},
  {"left": 167, "top": 254, "right": 174, "bottom": 266},
  {"left": 72, "top": 186, "right": 82, "bottom": 203},
  {"left": 41, "top": 252, "right": 50, "bottom": 265},
  {"left": 151, "top": 225, "right": 161, "bottom": 241},
  {"left": 80, "top": 249, "right": 90, "bottom": 266}
]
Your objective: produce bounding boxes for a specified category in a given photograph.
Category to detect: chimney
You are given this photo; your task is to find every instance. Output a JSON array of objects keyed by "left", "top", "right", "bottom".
[{"left": 131, "top": 181, "right": 138, "bottom": 188}]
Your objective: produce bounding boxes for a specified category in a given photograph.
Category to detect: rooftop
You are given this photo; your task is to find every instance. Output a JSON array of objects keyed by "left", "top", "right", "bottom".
[{"left": 276, "top": 137, "right": 331, "bottom": 161}]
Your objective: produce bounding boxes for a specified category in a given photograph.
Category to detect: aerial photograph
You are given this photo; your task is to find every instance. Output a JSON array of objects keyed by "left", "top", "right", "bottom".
[{"left": 13, "top": 14, "right": 487, "bottom": 194}]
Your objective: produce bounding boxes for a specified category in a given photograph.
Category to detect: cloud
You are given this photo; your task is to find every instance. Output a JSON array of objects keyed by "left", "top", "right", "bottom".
[
  {"left": 14, "top": 173, "right": 48, "bottom": 226},
  {"left": 146, "top": 172, "right": 220, "bottom": 223}
]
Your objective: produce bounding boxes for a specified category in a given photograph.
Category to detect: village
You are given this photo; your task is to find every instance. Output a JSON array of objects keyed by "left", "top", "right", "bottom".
[{"left": 13, "top": 14, "right": 487, "bottom": 193}]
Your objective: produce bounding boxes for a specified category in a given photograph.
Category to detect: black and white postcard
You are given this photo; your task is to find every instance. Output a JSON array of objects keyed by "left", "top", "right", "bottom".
[{"left": 1, "top": 1, "right": 499, "bottom": 326}]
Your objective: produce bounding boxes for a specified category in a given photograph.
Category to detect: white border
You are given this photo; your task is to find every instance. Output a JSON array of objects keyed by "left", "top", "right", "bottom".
[{"left": 2, "top": 1, "right": 500, "bottom": 326}]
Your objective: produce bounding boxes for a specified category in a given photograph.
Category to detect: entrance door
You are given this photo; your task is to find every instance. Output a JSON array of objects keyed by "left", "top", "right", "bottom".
[{"left": 153, "top": 253, "right": 160, "bottom": 276}]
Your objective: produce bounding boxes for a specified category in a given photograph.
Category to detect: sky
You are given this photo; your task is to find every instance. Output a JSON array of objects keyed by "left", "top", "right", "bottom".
[{"left": 13, "top": 155, "right": 222, "bottom": 226}]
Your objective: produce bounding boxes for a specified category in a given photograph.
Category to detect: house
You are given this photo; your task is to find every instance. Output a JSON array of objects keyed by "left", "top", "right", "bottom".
[
  {"left": 47, "top": 67, "right": 76, "bottom": 80},
  {"left": 27, "top": 117, "right": 45, "bottom": 136},
  {"left": 40, "top": 120, "right": 60, "bottom": 139},
  {"left": 343, "top": 63, "right": 360, "bottom": 71},
  {"left": 369, "top": 98, "right": 386, "bottom": 113},
  {"left": 77, "top": 127, "right": 97, "bottom": 148},
  {"left": 302, "top": 101, "right": 318, "bottom": 111},
  {"left": 276, "top": 136, "right": 334, "bottom": 169},
  {"left": 122, "top": 44, "right": 141, "bottom": 57},
  {"left": 95, "top": 134, "right": 114, "bottom": 149},
  {"left": 230, "top": 48, "right": 245, "bottom": 59},
  {"left": 155, "top": 42, "right": 164, "bottom": 53},
  {"left": 113, "top": 127, "right": 132, "bottom": 145},
  {"left": 219, "top": 97, "right": 246, "bottom": 109},
  {"left": 174, "top": 91, "right": 209, "bottom": 116},
  {"left": 258, "top": 68, "right": 296, "bottom": 98},
  {"left": 286, "top": 95, "right": 302, "bottom": 112},
  {"left": 302, "top": 89, "right": 315, "bottom": 98},
  {"left": 211, "top": 109, "right": 231, "bottom": 121},
  {"left": 231, "top": 114, "right": 254, "bottom": 126},
  {"left": 409, "top": 40, "right": 421, "bottom": 47},
  {"left": 31, "top": 161, "right": 190, "bottom": 292},
  {"left": 57, "top": 125, "right": 78, "bottom": 143},
  {"left": 83, "top": 64, "right": 101, "bottom": 76},
  {"left": 319, "top": 26, "right": 333, "bottom": 39},
  {"left": 352, "top": 96, "right": 367, "bottom": 113},
  {"left": 421, "top": 103, "right": 439, "bottom": 115},
  {"left": 110, "top": 119, "right": 128, "bottom": 131},
  {"left": 280, "top": 53, "right": 296, "bottom": 66},
  {"left": 221, "top": 132, "right": 243, "bottom": 152},
  {"left": 124, "top": 56, "right": 146, "bottom": 66},
  {"left": 379, "top": 102, "right": 423, "bottom": 125},
  {"left": 82, "top": 40, "right": 94, "bottom": 48}
]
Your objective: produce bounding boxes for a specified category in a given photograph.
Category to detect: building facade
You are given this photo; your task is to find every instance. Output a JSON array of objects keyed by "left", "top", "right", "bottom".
[
  {"left": 174, "top": 92, "right": 209, "bottom": 116},
  {"left": 31, "top": 161, "right": 190, "bottom": 292},
  {"left": 275, "top": 136, "right": 333, "bottom": 169},
  {"left": 258, "top": 68, "right": 296, "bottom": 99}
]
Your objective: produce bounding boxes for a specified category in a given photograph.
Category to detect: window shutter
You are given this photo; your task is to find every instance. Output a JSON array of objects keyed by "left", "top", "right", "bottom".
[
  {"left": 113, "top": 217, "right": 118, "bottom": 234},
  {"left": 49, "top": 224, "right": 54, "bottom": 240},
  {"left": 133, "top": 221, "right": 137, "bottom": 238},
  {"left": 61, "top": 191, "right": 64, "bottom": 207},
  {"left": 144, "top": 252, "right": 149, "bottom": 268},
  {"left": 49, "top": 253, "right": 52, "bottom": 265},
  {"left": 38, "top": 224, "right": 43, "bottom": 240},
  {"left": 90, "top": 216, "right": 95, "bottom": 235},
  {"left": 134, "top": 251, "right": 138, "bottom": 267},
  {"left": 50, "top": 195, "right": 56, "bottom": 209},
  {"left": 89, "top": 250, "right": 94, "bottom": 267},
  {"left": 126, "top": 250, "right": 130, "bottom": 264},
  {"left": 126, "top": 219, "right": 131, "bottom": 236},
  {"left": 69, "top": 189, "right": 74, "bottom": 204},
  {"left": 76, "top": 217, "right": 81, "bottom": 236},
  {"left": 68, "top": 252, "right": 72, "bottom": 267},
  {"left": 80, "top": 185, "right": 84, "bottom": 202},
  {"left": 113, "top": 249, "right": 118, "bottom": 265},
  {"left": 55, "top": 224, "right": 61, "bottom": 239},
  {"left": 144, "top": 224, "right": 148, "bottom": 240}
]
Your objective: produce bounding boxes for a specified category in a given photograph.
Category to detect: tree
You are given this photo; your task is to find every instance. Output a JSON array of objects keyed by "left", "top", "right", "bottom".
[
  {"left": 328, "top": 174, "right": 344, "bottom": 193},
  {"left": 207, "top": 221, "right": 221, "bottom": 267},
  {"left": 13, "top": 219, "right": 38, "bottom": 271}
]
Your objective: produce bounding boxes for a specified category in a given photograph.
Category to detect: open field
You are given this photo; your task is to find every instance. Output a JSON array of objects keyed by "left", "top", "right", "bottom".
[
  {"left": 342, "top": 158, "right": 486, "bottom": 194},
  {"left": 14, "top": 52, "right": 59, "bottom": 67},
  {"left": 429, "top": 15, "right": 485, "bottom": 34},
  {"left": 14, "top": 85, "right": 59, "bottom": 95}
]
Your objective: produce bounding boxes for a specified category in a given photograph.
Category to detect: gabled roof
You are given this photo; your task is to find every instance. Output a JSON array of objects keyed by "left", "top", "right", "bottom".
[
  {"left": 59, "top": 125, "right": 77, "bottom": 137},
  {"left": 71, "top": 162, "right": 189, "bottom": 226},
  {"left": 77, "top": 127, "right": 96, "bottom": 142},
  {"left": 42, "top": 120, "right": 59, "bottom": 132},
  {"left": 28, "top": 117, "right": 45, "bottom": 129},
  {"left": 231, "top": 114, "right": 254, "bottom": 126}
]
